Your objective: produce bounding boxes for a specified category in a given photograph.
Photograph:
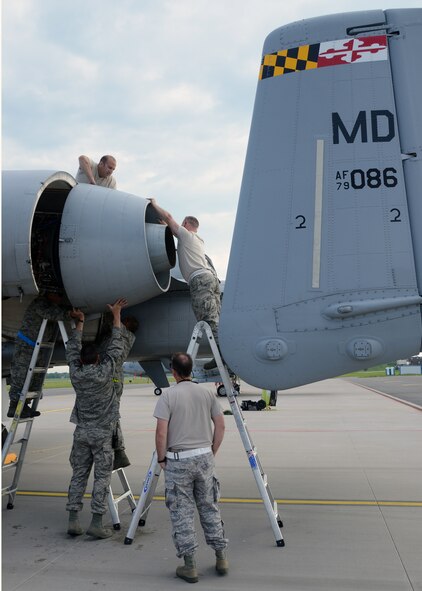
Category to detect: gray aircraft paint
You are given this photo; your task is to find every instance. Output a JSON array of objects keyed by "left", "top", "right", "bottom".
[
  {"left": 2, "top": 10, "right": 422, "bottom": 393},
  {"left": 220, "top": 9, "right": 422, "bottom": 390},
  {"left": 2, "top": 171, "right": 176, "bottom": 312}
]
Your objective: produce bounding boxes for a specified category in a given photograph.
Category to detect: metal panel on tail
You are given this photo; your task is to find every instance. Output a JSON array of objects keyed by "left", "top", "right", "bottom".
[{"left": 220, "top": 9, "right": 422, "bottom": 390}]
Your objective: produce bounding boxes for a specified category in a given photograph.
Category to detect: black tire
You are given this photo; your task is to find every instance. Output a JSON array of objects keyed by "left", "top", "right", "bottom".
[
  {"left": 154, "top": 388, "right": 162, "bottom": 396},
  {"left": 217, "top": 384, "right": 226, "bottom": 397}
]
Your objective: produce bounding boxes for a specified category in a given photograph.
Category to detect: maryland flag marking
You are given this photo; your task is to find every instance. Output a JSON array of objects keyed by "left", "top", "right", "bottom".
[{"left": 259, "top": 35, "right": 388, "bottom": 80}]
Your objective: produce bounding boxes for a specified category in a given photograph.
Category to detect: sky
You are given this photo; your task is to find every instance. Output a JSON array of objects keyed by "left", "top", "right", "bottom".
[{"left": 3, "top": 0, "right": 422, "bottom": 278}]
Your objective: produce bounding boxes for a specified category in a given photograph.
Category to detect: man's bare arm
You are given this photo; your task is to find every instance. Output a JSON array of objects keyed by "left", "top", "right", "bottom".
[
  {"left": 106, "top": 298, "right": 128, "bottom": 329},
  {"left": 78, "top": 155, "right": 96, "bottom": 185},
  {"left": 155, "top": 418, "right": 169, "bottom": 468},
  {"left": 148, "top": 198, "right": 180, "bottom": 236},
  {"left": 211, "top": 414, "right": 225, "bottom": 455}
]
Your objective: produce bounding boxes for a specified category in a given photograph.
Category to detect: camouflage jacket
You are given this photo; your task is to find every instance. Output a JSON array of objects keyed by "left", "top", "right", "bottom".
[
  {"left": 98, "top": 323, "right": 136, "bottom": 384},
  {"left": 66, "top": 327, "right": 124, "bottom": 428},
  {"left": 17, "top": 296, "right": 69, "bottom": 344}
]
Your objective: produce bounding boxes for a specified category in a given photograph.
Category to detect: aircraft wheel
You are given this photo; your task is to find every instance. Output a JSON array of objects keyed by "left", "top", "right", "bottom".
[
  {"left": 217, "top": 384, "right": 227, "bottom": 397},
  {"left": 154, "top": 388, "right": 162, "bottom": 396},
  {"left": 234, "top": 383, "right": 240, "bottom": 393}
]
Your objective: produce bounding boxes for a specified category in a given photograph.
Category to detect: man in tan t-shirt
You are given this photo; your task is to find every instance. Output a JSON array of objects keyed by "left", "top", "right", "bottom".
[
  {"left": 154, "top": 352, "right": 228, "bottom": 583},
  {"left": 148, "top": 198, "right": 221, "bottom": 370},
  {"left": 76, "top": 155, "right": 117, "bottom": 189}
]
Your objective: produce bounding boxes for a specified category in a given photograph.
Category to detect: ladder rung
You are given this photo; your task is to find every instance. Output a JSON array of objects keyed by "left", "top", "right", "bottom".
[
  {"left": 2, "top": 462, "right": 19, "bottom": 472},
  {"left": 111, "top": 490, "right": 134, "bottom": 504},
  {"left": 12, "top": 437, "right": 29, "bottom": 444},
  {"left": 40, "top": 342, "right": 56, "bottom": 349},
  {"left": 10, "top": 418, "right": 34, "bottom": 425},
  {"left": 31, "top": 368, "right": 47, "bottom": 374}
]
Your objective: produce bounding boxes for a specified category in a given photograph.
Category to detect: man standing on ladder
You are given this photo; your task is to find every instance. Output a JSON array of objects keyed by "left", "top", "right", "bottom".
[
  {"left": 148, "top": 199, "right": 222, "bottom": 370},
  {"left": 65, "top": 298, "right": 126, "bottom": 539},
  {"left": 7, "top": 292, "right": 70, "bottom": 419},
  {"left": 154, "top": 352, "right": 228, "bottom": 583}
]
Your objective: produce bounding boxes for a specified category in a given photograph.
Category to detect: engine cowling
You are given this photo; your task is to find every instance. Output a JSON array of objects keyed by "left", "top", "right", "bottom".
[{"left": 2, "top": 170, "right": 176, "bottom": 312}]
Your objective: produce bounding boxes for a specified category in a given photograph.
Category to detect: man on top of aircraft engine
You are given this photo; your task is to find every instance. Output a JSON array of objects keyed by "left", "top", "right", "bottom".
[
  {"left": 76, "top": 155, "right": 117, "bottom": 189},
  {"left": 148, "top": 198, "right": 221, "bottom": 370}
]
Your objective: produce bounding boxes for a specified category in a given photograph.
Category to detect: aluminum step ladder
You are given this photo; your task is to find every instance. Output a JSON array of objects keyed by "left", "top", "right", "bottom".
[
  {"left": 108, "top": 467, "right": 137, "bottom": 530},
  {"left": 2, "top": 319, "right": 69, "bottom": 509},
  {"left": 124, "top": 320, "right": 284, "bottom": 546}
]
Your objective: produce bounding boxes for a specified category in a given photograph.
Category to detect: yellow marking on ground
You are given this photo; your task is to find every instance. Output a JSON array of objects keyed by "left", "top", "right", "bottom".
[
  {"left": 15, "top": 491, "right": 422, "bottom": 507},
  {"left": 42, "top": 408, "right": 72, "bottom": 413}
]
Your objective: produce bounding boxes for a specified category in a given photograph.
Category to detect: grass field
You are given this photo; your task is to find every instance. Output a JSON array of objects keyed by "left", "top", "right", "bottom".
[
  {"left": 43, "top": 376, "right": 155, "bottom": 389},
  {"left": 41, "top": 368, "right": 422, "bottom": 389}
]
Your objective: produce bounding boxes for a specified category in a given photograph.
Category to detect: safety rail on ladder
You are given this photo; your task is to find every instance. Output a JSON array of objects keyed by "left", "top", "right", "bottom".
[{"left": 123, "top": 320, "right": 284, "bottom": 547}]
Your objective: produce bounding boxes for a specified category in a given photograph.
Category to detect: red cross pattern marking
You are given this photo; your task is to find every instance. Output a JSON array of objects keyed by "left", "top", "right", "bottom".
[{"left": 318, "top": 35, "right": 388, "bottom": 67}]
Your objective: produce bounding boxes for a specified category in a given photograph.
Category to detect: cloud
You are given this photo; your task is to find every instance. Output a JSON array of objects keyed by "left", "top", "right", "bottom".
[{"left": 3, "top": 0, "right": 422, "bottom": 277}]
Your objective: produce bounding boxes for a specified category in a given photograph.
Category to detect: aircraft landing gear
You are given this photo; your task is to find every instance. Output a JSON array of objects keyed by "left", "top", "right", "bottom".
[
  {"left": 154, "top": 387, "right": 162, "bottom": 396},
  {"left": 216, "top": 382, "right": 240, "bottom": 397}
]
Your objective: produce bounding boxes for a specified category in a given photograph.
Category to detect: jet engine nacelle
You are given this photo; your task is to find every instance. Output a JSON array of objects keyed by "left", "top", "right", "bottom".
[{"left": 2, "top": 171, "right": 176, "bottom": 312}]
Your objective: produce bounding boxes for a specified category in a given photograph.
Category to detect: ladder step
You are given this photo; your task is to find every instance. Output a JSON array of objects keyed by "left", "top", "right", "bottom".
[
  {"left": 31, "top": 368, "right": 48, "bottom": 374},
  {"left": 2, "top": 462, "right": 19, "bottom": 472},
  {"left": 12, "top": 437, "right": 30, "bottom": 445},
  {"left": 111, "top": 490, "right": 134, "bottom": 504},
  {"left": 40, "top": 342, "right": 56, "bottom": 349}
]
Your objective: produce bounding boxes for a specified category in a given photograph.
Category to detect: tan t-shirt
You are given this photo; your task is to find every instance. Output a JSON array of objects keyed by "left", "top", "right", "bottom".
[
  {"left": 75, "top": 158, "right": 116, "bottom": 189},
  {"left": 176, "top": 226, "right": 211, "bottom": 283},
  {"left": 153, "top": 380, "right": 223, "bottom": 451}
]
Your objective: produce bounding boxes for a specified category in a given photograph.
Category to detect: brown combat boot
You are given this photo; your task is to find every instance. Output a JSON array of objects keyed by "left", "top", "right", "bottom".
[
  {"left": 176, "top": 554, "right": 198, "bottom": 583},
  {"left": 86, "top": 513, "right": 113, "bottom": 539},
  {"left": 215, "top": 549, "right": 229, "bottom": 575},
  {"left": 67, "top": 510, "right": 84, "bottom": 536}
]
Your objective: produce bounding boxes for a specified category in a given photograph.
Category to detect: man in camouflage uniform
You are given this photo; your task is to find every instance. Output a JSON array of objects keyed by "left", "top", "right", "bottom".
[
  {"left": 7, "top": 293, "right": 70, "bottom": 419},
  {"left": 65, "top": 298, "right": 126, "bottom": 539},
  {"left": 97, "top": 314, "right": 139, "bottom": 469},
  {"left": 154, "top": 352, "right": 228, "bottom": 583},
  {"left": 148, "top": 199, "right": 221, "bottom": 370}
]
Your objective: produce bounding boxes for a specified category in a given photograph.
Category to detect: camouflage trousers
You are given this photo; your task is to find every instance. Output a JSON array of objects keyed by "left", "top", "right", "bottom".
[
  {"left": 66, "top": 424, "right": 116, "bottom": 515},
  {"left": 9, "top": 342, "right": 46, "bottom": 402},
  {"left": 164, "top": 452, "right": 228, "bottom": 557},
  {"left": 189, "top": 273, "right": 221, "bottom": 346},
  {"left": 112, "top": 382, "right": 125, "bottom": 451}
]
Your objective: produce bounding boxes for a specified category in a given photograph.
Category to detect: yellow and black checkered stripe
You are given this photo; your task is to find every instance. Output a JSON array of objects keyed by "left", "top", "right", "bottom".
[{"left": 259, "top": 43, "right": 320, "bottom": 80}]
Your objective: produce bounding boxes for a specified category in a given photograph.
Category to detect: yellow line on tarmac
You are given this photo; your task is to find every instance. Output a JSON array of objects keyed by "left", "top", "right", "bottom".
[{"left": 15, "top": 491, "right": 422, "bottom": 507}]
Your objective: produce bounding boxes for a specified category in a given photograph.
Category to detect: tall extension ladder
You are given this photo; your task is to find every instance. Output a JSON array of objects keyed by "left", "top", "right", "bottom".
[
  {"left": 2, "top": 319, "right": 69, "bottom": 509},
  {"left": 124, "top": 321, "right": 284, "bottom": 547}
]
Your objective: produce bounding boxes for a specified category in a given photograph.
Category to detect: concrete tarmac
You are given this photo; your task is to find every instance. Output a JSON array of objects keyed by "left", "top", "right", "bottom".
[{"left": 2, "top": 378, "right": 422, "bottom": 591}]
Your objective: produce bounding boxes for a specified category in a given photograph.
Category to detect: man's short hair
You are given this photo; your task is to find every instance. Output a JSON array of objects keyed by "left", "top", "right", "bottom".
[
  {"left": 122, "top": 316, "right": 139, "bottom": 333},
  {"left": 171, "top": 352, "right": 193, "bottom": 378},
  {"left": 100, "top": 155, "right": 116, "bottom": 165},
  {"left": 184, "top": 216, "right": 199, "bottom": 230},
  {"left": 80, "top": 343, "right": 99, "bottom": 365}
]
